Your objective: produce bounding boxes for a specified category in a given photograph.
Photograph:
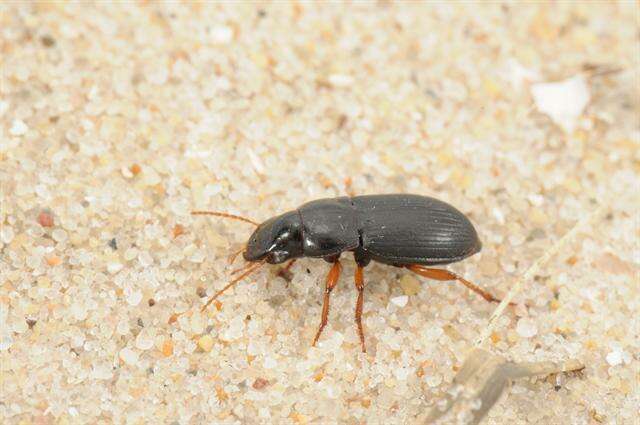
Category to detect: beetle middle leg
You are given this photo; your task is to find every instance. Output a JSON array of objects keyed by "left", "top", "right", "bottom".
[
  {"left": 354, "top": 265, "right": 366, "bottom": 353},
  {"left": 405, "top": 265, "right": 502, "bottom": 303},
  {"left": 312, "top": 259, "right": 342, "bottom": 347}
]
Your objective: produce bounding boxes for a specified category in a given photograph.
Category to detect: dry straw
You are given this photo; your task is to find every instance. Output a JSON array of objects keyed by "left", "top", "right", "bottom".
[{"left": 424, "top": 204, "right": 607, "bottom": 424}]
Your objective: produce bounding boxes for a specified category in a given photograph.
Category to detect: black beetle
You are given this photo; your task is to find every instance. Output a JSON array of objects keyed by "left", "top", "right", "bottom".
[{"left": 188, "top": 194, "right": 501, "bottom": 352}]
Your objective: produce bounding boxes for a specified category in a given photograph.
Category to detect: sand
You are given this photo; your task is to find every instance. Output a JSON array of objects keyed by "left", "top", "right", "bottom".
[{"left": 1, "top": 2, "right": 638, "bottom": 424}]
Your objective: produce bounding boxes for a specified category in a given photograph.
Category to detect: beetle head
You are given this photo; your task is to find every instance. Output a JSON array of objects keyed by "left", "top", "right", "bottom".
[{"left": 243, "top": 211, "right": 303, "bottom": 264}]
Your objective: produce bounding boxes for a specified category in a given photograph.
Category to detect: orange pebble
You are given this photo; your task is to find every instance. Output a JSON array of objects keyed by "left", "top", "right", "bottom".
[
  {"left": 215, "top": 386, "right": 228, "bottom": 402},
  {"left": 172, "top": 224, "right": 185, "bottom": 238},
  {"left": 130, "top": 164, "right": 142, "bottom": 175},
  {"left": 46, "top": 255, "right": 62, "bottom": 266},
  {"left": 38, "top": 211, "right": 54, "bottom": 227},
  {"left": 161, "top": 339, "right": 174, "bottom": 357},
  {"left": 252, "top": 378, "right": 269, "bottom": 390}
]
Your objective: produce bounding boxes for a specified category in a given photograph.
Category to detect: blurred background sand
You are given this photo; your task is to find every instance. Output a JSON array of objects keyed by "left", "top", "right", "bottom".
[{"left": 1, "top": 2, "right": 638, "bottom": 424}]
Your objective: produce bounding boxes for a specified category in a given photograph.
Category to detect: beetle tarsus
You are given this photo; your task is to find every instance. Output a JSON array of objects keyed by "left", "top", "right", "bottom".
[{"left": 312, "top": 259, "right": 342, "bottom": 347}]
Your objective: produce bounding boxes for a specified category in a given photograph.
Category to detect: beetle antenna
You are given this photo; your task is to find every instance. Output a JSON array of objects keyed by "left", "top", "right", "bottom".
[
  {"left": 167, "top": 256, "right": 260, "bottom": 325},
  {"left": 200, "top": 259, "right": 266, "bottom": 313},
  {"left": 228, "top": 245, "right": 246, "bottom": 265},
  {"left": 229, "top": 260, "right": 258, "bottom": 275},
  {"left": 191, "top": 211, "right": 259, "bottom": 227}
]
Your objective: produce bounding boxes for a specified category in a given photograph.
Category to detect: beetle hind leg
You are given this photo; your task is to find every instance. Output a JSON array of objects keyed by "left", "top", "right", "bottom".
[
  {"left": 312, "top": 260, "right": 342, "bottom": 347},
  {"left": 405, "top": 264, "right": 502, "bottom": 303}
]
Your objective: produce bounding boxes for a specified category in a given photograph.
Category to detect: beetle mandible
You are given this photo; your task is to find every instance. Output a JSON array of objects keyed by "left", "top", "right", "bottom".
[{"left": 188, "top": 194, "right": 502, "bottom": 353}]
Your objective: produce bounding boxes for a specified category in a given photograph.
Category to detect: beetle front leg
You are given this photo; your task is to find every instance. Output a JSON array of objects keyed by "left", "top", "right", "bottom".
[
  {"left": 276, "top": 259, "right": 297, "bottom": 285},
  {"left": 354, "top": 265, "right": 366, "bottom": 353},
  {"left": 405, "top": 265, "right": 503, "bottom": 303},
  {"left": 312, "top": 259, "right": 342, "bottom": 347}
]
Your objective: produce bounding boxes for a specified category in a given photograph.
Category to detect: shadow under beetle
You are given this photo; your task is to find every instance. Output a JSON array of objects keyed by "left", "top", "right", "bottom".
[{"left": 185, "top": 194, "right": 503, "bottom": 353}]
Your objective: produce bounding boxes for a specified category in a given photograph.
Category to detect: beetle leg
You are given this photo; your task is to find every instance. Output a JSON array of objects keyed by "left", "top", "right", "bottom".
[
  {"left": 283, "top": 258, "right": 297, "bottom": 271},
  {"left": 405, "top": 265, "right": 502, "bottom": 303},
  {"left": 354, "top": 265, "right": 366, "bottom": 353},
  {"left": 276, "top": 259, "right": 297, "bottom": 285},
  {"left": 312, "top": 260, "right": 342, "bottom": 347}
]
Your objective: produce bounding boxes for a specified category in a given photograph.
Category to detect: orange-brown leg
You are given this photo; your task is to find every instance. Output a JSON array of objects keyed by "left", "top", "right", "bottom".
[
  {"left": 354, "top": 265, "right": 366, "bottom": 353},
  {"left": 283, "top": 259, "right": 297, "bottom": 272},
  {"left": 405, "top": 265, "right": 501, "bottom": 303},
  {"left": 312, "top": 260, "right": 342, "bottom": 347},
  {"left": 276, "top": 259, "right": 297, "bottom": 284}
]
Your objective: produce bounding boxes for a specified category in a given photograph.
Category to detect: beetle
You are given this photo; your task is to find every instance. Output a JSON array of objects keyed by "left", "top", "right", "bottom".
[{"left": 187, "top": 194, "right": 502, "bottom": 353}]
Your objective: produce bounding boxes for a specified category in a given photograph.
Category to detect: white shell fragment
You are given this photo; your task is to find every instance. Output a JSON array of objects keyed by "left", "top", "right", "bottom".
[
  {"left": 531, "top": 75, "right": 590, "bottom": 133},
  {"left": 605, "top": 350, "right": 623, "bottom": 366},
  {"left": 390, "top": 295, "right": 409, "bottom": 307},
  {"left": 516, "top": 317, "right": 538, "bottom": 338},
  {"left": 9, "top": 119, "right": 28, "bottom": 136}
]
